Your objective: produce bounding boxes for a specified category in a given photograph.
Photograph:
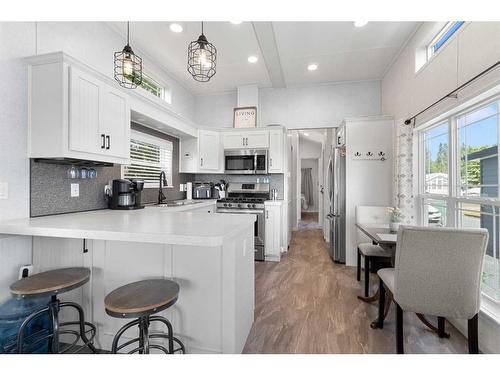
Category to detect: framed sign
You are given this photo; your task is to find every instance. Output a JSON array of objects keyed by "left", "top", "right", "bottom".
[{"left": 233, "top": 107, "right": 257, "bottom": 128}]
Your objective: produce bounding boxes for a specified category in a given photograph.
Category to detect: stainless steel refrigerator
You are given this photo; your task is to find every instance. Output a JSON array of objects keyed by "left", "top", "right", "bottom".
[{"left": 326, "top": 136, "right": 346, "bottom": 263}]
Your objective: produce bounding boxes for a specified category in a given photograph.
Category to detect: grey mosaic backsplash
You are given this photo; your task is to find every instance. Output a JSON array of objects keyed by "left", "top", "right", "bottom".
[
  {"left": 30, "top": 161, "right": 120, "bottom": 217},
  {"left": 193, "top": 174, "right": 285, "bottom": 200}
]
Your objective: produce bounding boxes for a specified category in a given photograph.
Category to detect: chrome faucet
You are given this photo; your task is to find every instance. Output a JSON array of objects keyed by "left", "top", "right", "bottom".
[{"left": 158, "top": 171, "right": 168, "bottom": 204}]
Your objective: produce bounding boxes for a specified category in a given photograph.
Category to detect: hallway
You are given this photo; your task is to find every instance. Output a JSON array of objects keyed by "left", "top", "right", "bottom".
[{"left": 243, "top": 229, "right": 469, "bottom": 354}]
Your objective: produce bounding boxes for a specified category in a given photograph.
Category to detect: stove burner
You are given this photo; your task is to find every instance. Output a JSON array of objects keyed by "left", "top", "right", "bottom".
[{"left": 218, "top": 197, "right": 265, "bottom": 204}]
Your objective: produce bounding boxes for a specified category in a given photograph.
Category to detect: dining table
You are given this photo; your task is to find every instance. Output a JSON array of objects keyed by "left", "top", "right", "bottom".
[{"left": 355, "top": 223, "right": 450, "bottom": 337}]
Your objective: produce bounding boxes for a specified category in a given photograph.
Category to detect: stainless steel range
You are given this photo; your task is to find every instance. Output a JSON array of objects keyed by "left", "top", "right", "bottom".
[{"left": 216, "top": 183, "right": 270, "bottom": 261}]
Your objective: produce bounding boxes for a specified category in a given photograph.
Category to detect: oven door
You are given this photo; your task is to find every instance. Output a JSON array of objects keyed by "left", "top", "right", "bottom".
[{"left": 216, "top": 209, "right": 265, "bottom": 248}]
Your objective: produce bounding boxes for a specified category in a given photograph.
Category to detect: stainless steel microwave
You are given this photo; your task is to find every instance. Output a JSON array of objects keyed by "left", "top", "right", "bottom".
[{"left": 224, "top": 149, "right": 268, "bottom": 174}]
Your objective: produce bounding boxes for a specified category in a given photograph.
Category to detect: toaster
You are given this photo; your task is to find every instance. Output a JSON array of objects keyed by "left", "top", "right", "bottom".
[{"left": 193, "top": 182, "right": 214, "bottom": 199}]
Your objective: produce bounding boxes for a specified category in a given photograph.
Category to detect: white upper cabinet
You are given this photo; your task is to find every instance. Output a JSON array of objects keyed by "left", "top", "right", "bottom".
[
  {"left": 180, "top": 129, "right": 223, "bottom": 173},
  {"left": 198, "top": 130, "right": 221, "bottom": 171},
  {"left": 100, "top": 84, "right": 130, "bottom": 159},
  {"left": 223, "top": 130, "right": 269, "bottom": 149},
  {"left": 27, "top": 53, "right": 130, "bottom": 164},
  {"left": 268, "top": 128, "right": 284, "bottom": 173},
  {"left": 69, "top": 67, "right": 102, "bottom": 155}
]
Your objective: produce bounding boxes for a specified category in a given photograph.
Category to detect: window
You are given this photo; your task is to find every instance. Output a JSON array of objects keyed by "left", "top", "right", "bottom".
[
  {"left": 423, "top": 122, "right": 449, "bottom": 195},
  {"left": 122, "top": 130, "right": 173, "bottom": 189},
  {"left": 136, "top": 71, "right": 172, "bottom": 104},
  {"left": 428, "top": 21, "right": 465, "bottom": 58},
  {"left": 417, "top": 96, "right": 500, "bottom": 306}
]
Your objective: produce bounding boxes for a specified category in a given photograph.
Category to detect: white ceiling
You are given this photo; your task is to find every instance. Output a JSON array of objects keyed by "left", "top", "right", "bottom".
[{"left": 107, "top": 21, "right": 418, "bottom": 95}]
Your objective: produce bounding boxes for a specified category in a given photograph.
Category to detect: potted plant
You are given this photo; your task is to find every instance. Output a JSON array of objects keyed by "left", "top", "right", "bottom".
[{"left": 387, "top": 207, "right": 402, "bottom": 232}]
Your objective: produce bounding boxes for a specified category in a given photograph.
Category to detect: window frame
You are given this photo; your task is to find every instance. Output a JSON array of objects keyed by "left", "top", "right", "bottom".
[
  {"left": 427, "top": 21, "right": 465, "bottom": 60},
  {"left": 121, "top": 130, "right": 173, "bottom": 189},
  {"left": 416, "top": 94, "right": 500, "bottom": 309}
]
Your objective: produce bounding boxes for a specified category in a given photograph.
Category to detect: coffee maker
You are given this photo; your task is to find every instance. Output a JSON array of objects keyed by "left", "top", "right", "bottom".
[{"left": 107, "top": 179, "right": 145, "bottom": 210}]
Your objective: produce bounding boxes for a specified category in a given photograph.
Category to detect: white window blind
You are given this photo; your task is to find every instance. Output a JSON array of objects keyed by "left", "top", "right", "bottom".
[{"left": 122, "top": 130, "right": 173, "bottom": 188}]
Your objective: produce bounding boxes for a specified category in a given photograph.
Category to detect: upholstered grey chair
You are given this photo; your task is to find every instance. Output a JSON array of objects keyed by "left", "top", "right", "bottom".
[
  {"left": 377, "top": 225, "right": 488, "bottom": 354},
  {"left": 356, "top": 206, "right": 392, "bottom": 297}
]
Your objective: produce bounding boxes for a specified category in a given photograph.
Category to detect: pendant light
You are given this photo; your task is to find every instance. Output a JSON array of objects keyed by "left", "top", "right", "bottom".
[
  {"left": 114, "top": 21, "right": 143, "bottom": 89},
  {"left": 187, "top": 22, "right": 217, "bottom": 82}
]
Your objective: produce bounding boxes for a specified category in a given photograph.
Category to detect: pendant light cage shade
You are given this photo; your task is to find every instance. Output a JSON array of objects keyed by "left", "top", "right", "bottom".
[
  {"left": 114, "top": 22, "right": 143, "bottom": 89},
  {"left": 187, "top": 32, "right": 217, "bottom": 82}
]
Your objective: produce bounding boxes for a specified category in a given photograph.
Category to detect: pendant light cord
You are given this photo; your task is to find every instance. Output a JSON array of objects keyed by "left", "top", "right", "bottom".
[
  {"left": 127, "top": 21, "right": 130, "bottom": 46},
  {"left": 201, "top": 21, "right": 204, "bottom": 35}
]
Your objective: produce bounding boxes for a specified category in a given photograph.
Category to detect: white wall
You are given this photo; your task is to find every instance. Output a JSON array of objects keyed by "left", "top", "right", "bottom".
[
  {"left": 299, "top": 138, "right": 322, "bottom": 159},
  {"left": 382, "top": 22, "right": 500, "bottom": 123},
  {"left": 381, "top": 21, "right": 500, "bottom": 354},
  {"left": 0, "top": 22, "right": 197, "bottom": 302},
  {"left": 345, "top": 117, "right": 393, "bottom": 267},
  {"left": 195, "top": 80, "right": 381, "bottom": 129}
]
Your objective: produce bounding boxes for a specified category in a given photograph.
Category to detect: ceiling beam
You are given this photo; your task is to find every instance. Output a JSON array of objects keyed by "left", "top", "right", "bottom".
[{"left": 251, "top": 22, "right": 286, "bottom": 88}]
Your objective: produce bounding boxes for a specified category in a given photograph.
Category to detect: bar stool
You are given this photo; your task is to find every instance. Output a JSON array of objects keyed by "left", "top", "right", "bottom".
[
  {"left": 10, "top": 267, "right": 97, "bottom": 354},
  {"left": 105, "top": 279, "right": 185, "bottom": 354}
]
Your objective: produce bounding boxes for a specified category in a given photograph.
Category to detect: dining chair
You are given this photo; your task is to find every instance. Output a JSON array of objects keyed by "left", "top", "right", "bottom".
[
  {"left": 356, "top": 206, "right": 392, "bottom": 297},
  {"left": 377, "top": 225, "right": 489, "bottom": 354}
]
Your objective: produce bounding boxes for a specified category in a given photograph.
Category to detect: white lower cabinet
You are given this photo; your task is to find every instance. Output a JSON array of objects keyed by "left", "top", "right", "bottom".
[{"left": 264, "top": 203, "right": 282, "bottom": 262}]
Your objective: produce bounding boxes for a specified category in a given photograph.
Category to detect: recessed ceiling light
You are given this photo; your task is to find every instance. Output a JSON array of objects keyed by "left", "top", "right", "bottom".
[
  {"left": 354, "top": 21, "right": 368, "bottom": 28},
  {"left": 169, "top": 23, "right": 183, "bottom": 33},
  {"left": 307, "top": 64, "right": 318, "bottom": 71},
  {"left": 248, "top": 55, "right": 258, "bottom": 63},
  {"left": 230, "top": 21, "right": 242, "bottom": 25}
]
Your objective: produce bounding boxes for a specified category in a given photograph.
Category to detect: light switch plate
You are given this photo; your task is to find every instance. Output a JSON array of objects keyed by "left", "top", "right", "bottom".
[
  {"left": 71, "top": 183, "right": 79, "bottom": 197},
  {"left": 0, "top": 182, "right": 8, "bottom": 199},
  {"left": 179, "top": 184, "right": 185, "bottom": 192}
]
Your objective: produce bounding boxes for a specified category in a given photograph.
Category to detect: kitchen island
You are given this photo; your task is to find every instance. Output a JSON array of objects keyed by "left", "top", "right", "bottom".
[{"left": 0, "top": 207, "right": 255, "bottom": 353}]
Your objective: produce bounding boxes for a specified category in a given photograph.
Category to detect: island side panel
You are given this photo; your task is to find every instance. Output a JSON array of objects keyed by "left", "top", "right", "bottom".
[
  {"left": 221, "top": 225, "right": 255, "bottom": 354},
  {"left": 90, "top": 240, "right": 174, "bottom": 351},
  {"left": 32, "top": 236, "right": 92, "bottom": 325}
]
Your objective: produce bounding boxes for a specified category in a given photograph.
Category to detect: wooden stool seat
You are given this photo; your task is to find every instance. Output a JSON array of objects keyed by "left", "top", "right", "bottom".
[
  {"left": 105, "top": 279, "right": 179, "bottom": 319},
  {"left": 10, "top": 267, "right": 90, "bottom": 297}
]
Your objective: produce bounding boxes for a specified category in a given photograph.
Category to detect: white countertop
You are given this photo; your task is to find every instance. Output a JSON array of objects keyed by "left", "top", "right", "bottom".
[{"left": 0, "top": 207, "right": 255, "bottom": 247}]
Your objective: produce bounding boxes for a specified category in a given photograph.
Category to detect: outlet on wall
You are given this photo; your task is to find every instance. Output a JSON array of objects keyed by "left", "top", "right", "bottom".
[
  {"left": 71, "top": 183, "right": 79, "bottom": 197},
  {"left": 179, "top": 184, "right": 186, "bottom": 192}
]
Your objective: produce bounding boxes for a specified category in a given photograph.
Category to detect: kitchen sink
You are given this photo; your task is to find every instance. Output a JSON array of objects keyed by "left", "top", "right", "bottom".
[{"left": 153, "top": 200, "right": 201, "bottom": 207}]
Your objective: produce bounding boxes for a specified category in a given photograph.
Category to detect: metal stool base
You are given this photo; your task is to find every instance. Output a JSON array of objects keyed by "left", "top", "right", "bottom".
[
  {"left": 17, "top": 295, "right": 97, "bottom": 354},
  {"left": 112, "top": 315, "right": 185, "bottom": 354}
]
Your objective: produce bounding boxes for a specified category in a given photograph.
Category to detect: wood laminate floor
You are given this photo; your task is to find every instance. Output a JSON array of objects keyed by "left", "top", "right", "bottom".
[{"left": 243, "top": 228, "right": 469, "bottom": 354}]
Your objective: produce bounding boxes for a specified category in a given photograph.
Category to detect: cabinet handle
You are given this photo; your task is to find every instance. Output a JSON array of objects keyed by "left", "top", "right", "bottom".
[
  {"left": 270, "top": 158, "right": 273, "bottom": 167},
  {"left": 200, "top": 157, "right": 203, "bottom": 166},
  {"left": 245, "top": 137, "right": 248, "bottom": 146},
  {"left": 266, "top": 210, "right": 269, "bottom": 219},
  {"left": 83, "top": 239, "right": 88, "bottom": 254},
  {"left": 242, "top": 137, "right": 245, "bottom": 146},
  {"left": 106, "top": 135, "right": 110, "bottom": 150},
  {"left": 101, "top": 134, "right": 106, "bottom": 149}
]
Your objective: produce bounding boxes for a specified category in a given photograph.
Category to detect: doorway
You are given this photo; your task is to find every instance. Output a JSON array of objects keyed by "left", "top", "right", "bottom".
[{"left": 288, "top": 128, "right": 329, "bottom": 232}]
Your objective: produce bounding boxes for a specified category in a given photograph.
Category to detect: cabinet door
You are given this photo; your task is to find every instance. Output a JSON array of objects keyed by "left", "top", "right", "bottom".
[
  {"left": 246, "top": 131, "right": 269, "bottom": 149},
  {"left": 223, "top": 132, "right": 246, "bottom": 149},
  {"left": 265, "top": 205, "right": 281, "bottom": 260},
  {"left": 268, "top": 129, "right": 284, "bottom": 173},
  {"left": 101, "top": 84, "right": 130, "bottom": 160},
  {"left": 69, "top": 67, "right": 102, "bottom": 154},
  {"left": 199, "top": 130, "right": 220, "bottom": 170}
]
